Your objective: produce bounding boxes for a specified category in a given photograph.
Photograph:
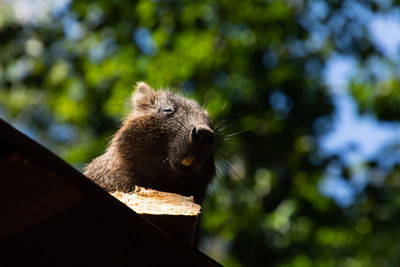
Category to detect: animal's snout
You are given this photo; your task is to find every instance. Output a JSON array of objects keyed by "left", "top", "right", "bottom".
[{"left": 191, "top": 125, "right": 214, "bottom": 147}]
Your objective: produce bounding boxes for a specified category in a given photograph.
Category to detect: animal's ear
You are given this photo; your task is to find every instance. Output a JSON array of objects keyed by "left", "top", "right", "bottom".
[{"left": 132, "top": 82, "right": 156, "bottom": 110}]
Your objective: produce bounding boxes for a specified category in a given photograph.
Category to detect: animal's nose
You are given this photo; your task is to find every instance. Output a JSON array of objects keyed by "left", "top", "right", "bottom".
[{"left": 191, "top": 125, "right": 214, "bottom": 146}]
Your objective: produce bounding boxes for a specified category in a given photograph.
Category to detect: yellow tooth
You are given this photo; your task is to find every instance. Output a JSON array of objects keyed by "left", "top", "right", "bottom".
[{"left": 182, "top": 156, "right": 195, "bottom": 166}]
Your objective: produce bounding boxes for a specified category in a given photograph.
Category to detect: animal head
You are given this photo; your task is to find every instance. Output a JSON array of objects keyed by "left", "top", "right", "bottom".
[{"left": 124, "top": 82, "right": 215, "bottom": 174}]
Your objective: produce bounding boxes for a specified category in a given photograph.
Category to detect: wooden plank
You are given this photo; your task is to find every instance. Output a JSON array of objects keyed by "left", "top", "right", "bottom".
[{"left": 111, "top": 188, "right": 201, "bottom": 245}]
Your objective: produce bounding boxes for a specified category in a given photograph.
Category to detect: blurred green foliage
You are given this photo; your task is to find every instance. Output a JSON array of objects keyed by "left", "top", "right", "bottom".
[{"left": 1, "top": 0, "right": 400, "bottom": 266}]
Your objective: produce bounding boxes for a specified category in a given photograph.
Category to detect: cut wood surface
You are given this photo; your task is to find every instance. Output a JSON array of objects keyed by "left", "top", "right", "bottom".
[
  {"left": 111, "top": 186, "right": 201, "bottom": 216},
  {"left": 111, "top": 186, "right": 201, "bottom": 246}
]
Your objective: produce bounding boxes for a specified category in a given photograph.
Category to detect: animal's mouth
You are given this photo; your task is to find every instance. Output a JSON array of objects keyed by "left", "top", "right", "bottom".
[
  {"left": 181, "top": 156, "right": 196, "bottom": 167},
  {"left": 168, "top": 154, "right": 204, "bottom": 173}
]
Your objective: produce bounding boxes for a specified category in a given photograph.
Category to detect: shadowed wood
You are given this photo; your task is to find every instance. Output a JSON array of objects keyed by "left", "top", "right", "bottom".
[
  {"left": 0, "top": 152, "right": 83, "bottom": 238},
  {"left": 0, "top": 118, "right": 221, "bottom": 266}
]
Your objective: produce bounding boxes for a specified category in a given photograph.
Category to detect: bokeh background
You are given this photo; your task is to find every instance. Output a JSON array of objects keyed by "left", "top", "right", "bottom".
[{"left": 2, "top": 0, "right": 400, "bottom": 266}]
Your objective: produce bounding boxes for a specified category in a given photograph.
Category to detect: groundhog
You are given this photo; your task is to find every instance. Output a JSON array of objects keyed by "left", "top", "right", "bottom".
[{"left": 84, "top": 82, "right": 216, "bottom": 204}]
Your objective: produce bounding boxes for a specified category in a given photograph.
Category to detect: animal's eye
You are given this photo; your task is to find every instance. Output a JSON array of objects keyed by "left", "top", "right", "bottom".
[{"left": 163, "top": 108, "right": 175, "bottom": 113}]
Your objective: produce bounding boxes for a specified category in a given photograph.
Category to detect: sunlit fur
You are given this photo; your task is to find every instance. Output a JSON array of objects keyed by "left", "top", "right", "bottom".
[{"left": 84, "top": 82, "right": 216, "bottom": 204}]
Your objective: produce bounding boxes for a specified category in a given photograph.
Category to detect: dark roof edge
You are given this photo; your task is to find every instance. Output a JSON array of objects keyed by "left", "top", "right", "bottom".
[{"left": 0, "top": 118, "right": 221, "bottom": 266}]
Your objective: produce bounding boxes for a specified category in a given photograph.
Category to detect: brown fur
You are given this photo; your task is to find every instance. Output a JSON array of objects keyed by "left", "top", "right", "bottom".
[{"left": 84, "top": 82, "right": 215, "bottom": 204}]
